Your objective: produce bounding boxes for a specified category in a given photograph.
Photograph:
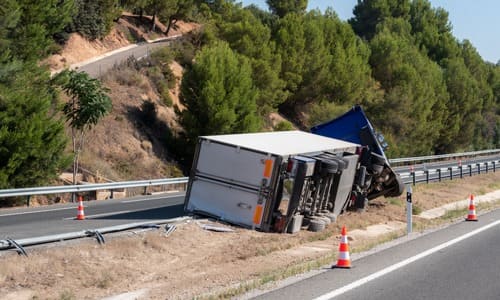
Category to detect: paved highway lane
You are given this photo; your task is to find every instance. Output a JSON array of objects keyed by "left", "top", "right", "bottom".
[
  {"left": 250, "top": 209, "right": 500, "bottom": 300},
  {"left": 0, "top": 193, "right": 186, "bottom": 239}
]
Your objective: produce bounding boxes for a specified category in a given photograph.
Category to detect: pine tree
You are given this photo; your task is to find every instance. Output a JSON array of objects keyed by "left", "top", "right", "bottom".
[
  {"left": 178, "top": 42, "right": 261, "bottom": 159},
  {"left": 0, "top": 64, "right": 70, "bottom": 188}
]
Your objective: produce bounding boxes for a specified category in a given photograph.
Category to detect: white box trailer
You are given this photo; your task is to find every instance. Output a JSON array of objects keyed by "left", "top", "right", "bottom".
[{"left": 184, "top": 131, "right": 360, "bottom": 232}]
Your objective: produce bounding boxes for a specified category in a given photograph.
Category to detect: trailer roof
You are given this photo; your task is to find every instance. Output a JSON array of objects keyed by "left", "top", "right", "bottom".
[{"left": 201, "top": 131, "right": 359, "bottom": 156}]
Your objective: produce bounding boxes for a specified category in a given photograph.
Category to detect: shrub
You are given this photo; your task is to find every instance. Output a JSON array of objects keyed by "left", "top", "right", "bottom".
[{"left": 274, "top": 121, "right": 294, "bottom": 131}]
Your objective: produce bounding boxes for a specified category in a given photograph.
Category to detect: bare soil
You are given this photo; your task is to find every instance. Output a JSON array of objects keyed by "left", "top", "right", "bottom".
[{"left": 1, "top": 173, "right": 500, "bottom": 300}]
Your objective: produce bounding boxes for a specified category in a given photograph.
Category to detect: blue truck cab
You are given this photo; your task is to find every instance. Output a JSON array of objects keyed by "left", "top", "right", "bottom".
[{"left": 311, "top": 105, "right": 404, "bottom": 209}]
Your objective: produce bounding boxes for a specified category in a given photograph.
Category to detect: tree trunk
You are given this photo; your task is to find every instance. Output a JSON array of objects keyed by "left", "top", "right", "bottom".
[
  {"left": 165, "top": 18, "right": 177, "bottom": 36},
  {"left": 150, "top": 13, "right": 156, "bottom": 32}
]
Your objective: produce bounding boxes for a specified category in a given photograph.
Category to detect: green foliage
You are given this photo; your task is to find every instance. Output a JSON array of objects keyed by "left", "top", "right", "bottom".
[
  {"left": 0, "top": 3, "right": 71, "bottom": 189},
  {"left": 0, "top": 64, "right": 70, "bottom": 189},
  {"left": 5, "top": 0, "right": 74, "bottom": 60},
  {"left": 217, "top": 7, "right": 287, "bottom": 114},
  {"left": 57, "top": 70, "right": 112, "bottom": 130},
  {"left": 308, "top": 102, "right": 352, "bottom": 128},
  {"left": 368, "top": 22, "right": 448, "bottom": 156},
  {"left": 409, "top": 0, "right": 458, "bottom": 62},
  {"left": 274, "top": 13, "right": 306, "bottom": 95},
  {"left": 266, "top": 0, "right": 308, "bottom": 18},
  {"left": 178, "top": 41, "right": 261, "bottom": 158},
  {"left": 273, "top": 121, "right": 293, "bottom": 131},
  {"left": 71, "top": 0, "right": 120, "bottom": 40},
  {"left": 54, "top": 69, "right": 112, "bottom": 185},
  {"left": 350, "top": 0, "right": 411, "bottom": 40}
]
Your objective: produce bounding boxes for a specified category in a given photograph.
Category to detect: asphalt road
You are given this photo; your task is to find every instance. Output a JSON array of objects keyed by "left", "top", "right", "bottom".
[
  {"left": 249, "top": 208, "right": 500, "bottom": 300},
  {"left": 0, "top": 193, "right": 186, "bottom": 239},
  {"left": 76, "top": 39, "right": 174, "bottom": 78}
]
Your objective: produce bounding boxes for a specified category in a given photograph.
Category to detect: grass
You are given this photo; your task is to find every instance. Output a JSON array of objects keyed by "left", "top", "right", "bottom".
[
  {"left": 201, "top": 254, "right": 337, "bottom": 300},
  {"left": 412, "top": 204, "right": 423, "bottom": 215},
  {"left": 59, "top": 290, "right": 75, "bottom": 300},
  {"left": 388, "top": 197, "right": 404, "bottom": 206}
]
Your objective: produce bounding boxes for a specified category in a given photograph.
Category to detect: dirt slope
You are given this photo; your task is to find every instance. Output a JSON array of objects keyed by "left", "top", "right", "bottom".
[{"left": 44, "top": 14, "right": 200, "bottom": 183}]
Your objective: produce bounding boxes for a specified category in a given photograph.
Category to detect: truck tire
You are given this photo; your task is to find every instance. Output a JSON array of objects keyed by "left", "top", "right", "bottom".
[
  {"left": 385, "top": 174, "right": 405, "bottom": 197},
  {"left": 355, "top": 194, "right": 368, "bottom": 212},
  {"left": 371, "top": 152, "right": 386, "bottom": 166},
  {"left": 315, "top": 215, "right": 331, "bottom": 225},
  {"left": 324, "top": 213, "right": 337, "bottom": 223},
  {"left": 308, "top": 219, "right": 326, "bottom": 232},
  {"left": 371, "top": 164, "right": 384, "bottom": 174}
]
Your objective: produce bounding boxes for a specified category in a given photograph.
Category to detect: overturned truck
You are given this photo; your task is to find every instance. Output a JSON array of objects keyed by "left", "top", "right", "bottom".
[{"left": 184, "top": 106, "right": 404, "bottom": 233}]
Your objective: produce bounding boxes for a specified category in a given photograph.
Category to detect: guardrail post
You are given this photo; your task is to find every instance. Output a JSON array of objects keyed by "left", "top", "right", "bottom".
[
  {"left": 110, "top": 189, "right": 114, "bottom": 199},
  {"left": 406, "top": 185, "right": 412, "bottom": 235},
  {"left": 412, "top": 171, "right": 416, "bottom": 186},
  {"left": 437, "top": 169, "right": 442, "bottom": 182},
  {"left": 459, "top": 166, "right": 463, "bottom": 178},
  {"left": 449, "top": 167, "right": 453, "bottom": 180},
  {"left": 477, "top": 163, "right": 481, "bottom": 174},
  {"left": 425, "top": 170, "right": 429, "bottom": 183},
  {"left": 469, "top": 165, "right": 472, "bottom": 177},
  {"left": 143, "top": 186, "right": 147, "bottom": 195},
  {"left": 485, "top": 162, "right": 488, "bottom": 173},
  {"left": 26, "top": 195, "right": 30, "bottom": 207},
  {"left": 494, "top": 161, "right": 496, "bottom": 173}
]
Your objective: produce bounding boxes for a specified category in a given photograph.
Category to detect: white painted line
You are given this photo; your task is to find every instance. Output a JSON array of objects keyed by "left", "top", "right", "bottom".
[
  {"left": 63, "top": 210, "right": 131, "bottom": 220},
  {"left": 313, "top": 219, "right": 500, "bottom": 300},
  {"left": 0, "top": 207, "right": 75, "bottom": 217}
]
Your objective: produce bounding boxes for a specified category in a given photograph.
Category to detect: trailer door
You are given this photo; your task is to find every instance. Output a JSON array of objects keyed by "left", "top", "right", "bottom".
[{"left": 186, "top": 140, "right": 278, "bottom": 229}]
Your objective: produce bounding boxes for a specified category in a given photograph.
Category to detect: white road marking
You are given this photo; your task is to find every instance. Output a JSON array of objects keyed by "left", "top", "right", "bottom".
[
  {"left": 0, "top": 207, "right": 75, "bottom": 217},
  {"left": 313, "top": 219, "right": 500, "bottom": 300},
  {"left": 63, "top": 210, "right": 131, "bottom": 220}
]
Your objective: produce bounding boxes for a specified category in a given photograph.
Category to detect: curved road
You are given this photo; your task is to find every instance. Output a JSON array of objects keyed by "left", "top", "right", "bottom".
[{"left": 71, "top": 36, "right": 181, "bottom": 78}]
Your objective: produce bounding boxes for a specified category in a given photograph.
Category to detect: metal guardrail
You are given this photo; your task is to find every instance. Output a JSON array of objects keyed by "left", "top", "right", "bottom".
[
  {"left": 399, "top": 159, "right": 500, "bottom": 185},
  {"left": 389, "top": 149, "right": 500, "bottom": 164},
  {"left": 0, "top": 217, "right": 189, "bottom": 254},
  {"left": 0, "top": 177, "right": 188, "bottom": 198}
]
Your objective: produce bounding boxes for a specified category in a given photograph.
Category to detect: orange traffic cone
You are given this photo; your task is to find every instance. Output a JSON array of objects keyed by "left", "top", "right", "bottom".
[
  {"left": 76, "top": 195, "right": 85, "bottom": 220},
  {"left": 465, "top": 194, "right": 478, "bottom": 221},
  {"left": 333, "top": 225, "right": 351, "bottom": 268}
]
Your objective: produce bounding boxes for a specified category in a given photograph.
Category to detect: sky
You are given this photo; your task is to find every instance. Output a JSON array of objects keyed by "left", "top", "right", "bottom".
[{"left": 239, "top": 0, "right": 499, "bottom": 64}]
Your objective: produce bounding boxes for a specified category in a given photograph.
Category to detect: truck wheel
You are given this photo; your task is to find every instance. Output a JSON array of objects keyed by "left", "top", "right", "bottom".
[
  {"left": 371, "top": 152, "right": 386, "bottom": 166},
  {"left": 316, "top": 215, "right": 331, "bottom": 225},
  {"left": 355, "top": 194, "right": 368, "bottom": 212},
  {"left": 371, "top": 163, "right": 384, "bottom": 174},
  {"left": 308, "top": 219, "right": 326, "bottom": 232},
  {"left": 385, "top": 174, "right": 405, "bottom": 197},
  {"left": 324, "top": 213, "right": 337, "bottom": 222}
]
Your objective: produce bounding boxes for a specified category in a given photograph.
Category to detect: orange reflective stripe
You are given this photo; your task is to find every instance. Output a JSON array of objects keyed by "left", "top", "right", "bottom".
[
  {"left": 253, "top": 204, "right": 263, "bottom": 225},
  {"left": 263, "top": 159, "right": 273, "bottom": 178}
]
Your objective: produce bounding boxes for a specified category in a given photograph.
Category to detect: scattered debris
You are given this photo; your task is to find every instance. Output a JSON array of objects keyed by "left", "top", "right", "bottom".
[
  {"left": 196, "top": 221, "right": 235, "bottom": 233},
  {"left": 165, "top": 224, "right": 177, "bottom": 236}
]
